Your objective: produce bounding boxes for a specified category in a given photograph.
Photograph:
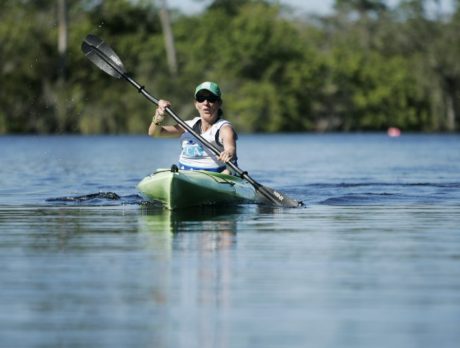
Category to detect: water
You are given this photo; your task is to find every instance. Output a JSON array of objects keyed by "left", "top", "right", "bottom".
[{"left": 1, "top": 134, "right": 459, "bottom": 348}]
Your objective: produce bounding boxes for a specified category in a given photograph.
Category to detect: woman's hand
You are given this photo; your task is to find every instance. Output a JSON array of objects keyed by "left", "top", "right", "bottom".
[
  {"left": 218, "top": 149, "right": 235, "bottom": 163},
  {"left": 153, "top": 99, "right": 171, "bottom": 125}
]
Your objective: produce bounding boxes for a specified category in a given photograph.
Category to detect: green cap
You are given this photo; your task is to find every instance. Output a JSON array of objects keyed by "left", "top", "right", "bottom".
[{"left": 194, "top": 81, "right": 221, "bottom": 98}]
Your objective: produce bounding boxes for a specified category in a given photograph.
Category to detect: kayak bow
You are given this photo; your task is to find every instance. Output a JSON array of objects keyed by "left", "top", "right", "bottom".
[{"left": 137, "top": 168, "right": 257, "bottom": 210}]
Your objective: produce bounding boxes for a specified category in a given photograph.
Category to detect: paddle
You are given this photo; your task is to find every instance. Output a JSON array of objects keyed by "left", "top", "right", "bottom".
[{"left": 81, "top": 34, "right": 302, "bottom": 208}]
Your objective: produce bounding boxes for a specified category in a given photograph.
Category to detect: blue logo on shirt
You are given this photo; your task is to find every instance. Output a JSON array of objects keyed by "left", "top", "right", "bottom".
[{"left": 182, "top": 141, "right": 207, "bottom": 158}]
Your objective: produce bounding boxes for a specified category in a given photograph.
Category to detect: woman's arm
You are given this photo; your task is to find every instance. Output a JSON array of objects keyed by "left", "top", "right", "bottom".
[
  {"left": 218, "top": 124, "right": 237, "bottom": 163},
  {"left": 148, "top": 122, "right": 183, "bottom": 137},
  {"left": 148, "top": 99, "right": 184, "bottom": 137}
]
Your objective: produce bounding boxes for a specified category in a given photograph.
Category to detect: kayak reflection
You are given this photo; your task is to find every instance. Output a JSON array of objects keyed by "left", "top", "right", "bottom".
[
  {"left": 136, "top": 205, "right": 244, "bottom": 346},
  {"left": 138, "top": 205, "right": 244, "bottom": 241}
]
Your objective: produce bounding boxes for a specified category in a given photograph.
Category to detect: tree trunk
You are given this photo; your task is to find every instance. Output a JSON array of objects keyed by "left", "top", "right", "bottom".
[
  {"left": 445, "top": 79, "right": 457, "bottom": 131},
  {"left": 56, "top": 0, "right": 69, "bottom": 132},
  {"left": 57, "top": 0, "right": 68, "bottom": 80},
  {"left": 158, "top": 0, "right": 178, "bottom": 77}
]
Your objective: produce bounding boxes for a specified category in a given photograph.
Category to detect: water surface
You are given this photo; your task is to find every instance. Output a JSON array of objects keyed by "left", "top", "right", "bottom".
[{"left": 0, "top": 134, "right": 459, "bottom": 348}]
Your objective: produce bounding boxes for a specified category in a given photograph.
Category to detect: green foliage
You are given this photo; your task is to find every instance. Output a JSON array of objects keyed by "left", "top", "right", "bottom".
[{"left": 0, "top": 0, "right": 459, "bottom": 133}]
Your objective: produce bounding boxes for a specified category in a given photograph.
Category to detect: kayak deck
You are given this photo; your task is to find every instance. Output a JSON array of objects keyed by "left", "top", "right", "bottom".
[{"left": 137, "top": 168, "right": 257, "bottom": 210}]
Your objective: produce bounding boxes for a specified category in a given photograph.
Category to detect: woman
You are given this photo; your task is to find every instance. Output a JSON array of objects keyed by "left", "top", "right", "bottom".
[{"left": 148, "top": 81, "right": 238, "bottom": 174}]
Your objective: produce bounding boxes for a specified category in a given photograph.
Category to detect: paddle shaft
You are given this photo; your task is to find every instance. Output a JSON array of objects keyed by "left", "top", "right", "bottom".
[{"left": 86, "top": 41, "right": 293, "bottom": 206}]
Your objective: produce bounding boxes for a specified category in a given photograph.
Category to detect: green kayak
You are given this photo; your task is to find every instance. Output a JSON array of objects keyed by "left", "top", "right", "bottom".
[{"left": 137, "top": 167, "right": 257, "bottom": 210}]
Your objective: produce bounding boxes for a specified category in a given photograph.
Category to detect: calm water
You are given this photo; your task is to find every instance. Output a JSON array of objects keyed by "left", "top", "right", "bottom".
[{"left": 1, "top": 134, "right": 459, "bottom": 348}]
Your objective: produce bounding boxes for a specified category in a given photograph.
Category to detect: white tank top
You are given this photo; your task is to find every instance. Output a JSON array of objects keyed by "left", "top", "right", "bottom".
[{"left": 178, "top": 117, "right": 235, "bottom": 171}]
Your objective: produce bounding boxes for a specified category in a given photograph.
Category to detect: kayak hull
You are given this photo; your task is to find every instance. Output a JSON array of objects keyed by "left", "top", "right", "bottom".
[{"left": 137, "top": 169, "right": 257, "bottom": 210}]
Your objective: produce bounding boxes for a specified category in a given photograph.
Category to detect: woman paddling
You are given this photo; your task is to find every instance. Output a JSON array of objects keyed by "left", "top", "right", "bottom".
[{"left": 148, "top": 81, "right": 238, "bottom": 175}]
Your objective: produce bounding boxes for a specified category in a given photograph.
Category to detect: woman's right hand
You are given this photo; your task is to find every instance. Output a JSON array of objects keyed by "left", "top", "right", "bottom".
[{"left": 153, "top": 99, "right": 171, "bottom": 125}]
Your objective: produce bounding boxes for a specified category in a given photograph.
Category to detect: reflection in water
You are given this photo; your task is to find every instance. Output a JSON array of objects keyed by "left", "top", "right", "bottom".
[{"left": 137, "top": 206, "right": 244, "bottom": 348}]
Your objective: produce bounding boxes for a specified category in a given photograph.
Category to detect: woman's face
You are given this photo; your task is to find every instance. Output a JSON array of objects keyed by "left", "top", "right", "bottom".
[{"left": 195, "top": 92, "right": 221, "bottom": 123}]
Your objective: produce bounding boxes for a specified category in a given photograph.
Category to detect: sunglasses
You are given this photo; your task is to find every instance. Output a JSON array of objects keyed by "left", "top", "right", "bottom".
[{"left": 196, "top": 94, "right": 220, "bottom": 103}]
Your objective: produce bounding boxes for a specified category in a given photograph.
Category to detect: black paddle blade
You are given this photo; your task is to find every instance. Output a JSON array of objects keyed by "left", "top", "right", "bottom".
[
  {"left": 256, "top": 185, "right": 304, "bottom": 208},
  {"left": 81, "top": 34, "right": 126, "bottom": 79}
]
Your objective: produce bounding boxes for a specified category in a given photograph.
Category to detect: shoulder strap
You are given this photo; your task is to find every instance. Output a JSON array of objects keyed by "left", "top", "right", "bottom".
[{"left": 192, "top": 119, "right": 202, "bottom": 134}]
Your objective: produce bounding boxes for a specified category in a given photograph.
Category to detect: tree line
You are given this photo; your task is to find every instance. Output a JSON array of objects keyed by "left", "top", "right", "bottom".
[{"left": 0, "top": 0, "right": 459, "bottom": 134}]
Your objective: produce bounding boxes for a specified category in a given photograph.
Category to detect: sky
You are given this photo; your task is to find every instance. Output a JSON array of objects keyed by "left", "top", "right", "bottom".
[
  {"left": 166, "top": 0, "right": 454, "bottom": 16},
  {"left": 167, "top": 0, "right": 335, "bottom": 15}
]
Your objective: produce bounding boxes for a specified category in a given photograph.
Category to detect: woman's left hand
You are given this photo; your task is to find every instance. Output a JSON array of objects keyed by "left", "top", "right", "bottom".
[{"left": 218, "top": 150, "right": 234, "bottom": 163}]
